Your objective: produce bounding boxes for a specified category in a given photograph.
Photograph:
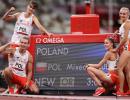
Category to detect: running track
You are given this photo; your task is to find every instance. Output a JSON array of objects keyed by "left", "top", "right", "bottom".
[{"left": 0, "top": 94, "right": 130, "bottom": 100}]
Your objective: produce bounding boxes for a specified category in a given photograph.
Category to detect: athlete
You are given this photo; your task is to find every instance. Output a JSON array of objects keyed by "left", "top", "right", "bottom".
[
  {"left": 0, "top": 36, "right": 39, "bottom": 94},
  {"left": 86, "top": 37, "right": 119, "bottom": 96},
  {"left": 113, "top": 7, "right": 130, "bottom": 96},
  {"left": 2, "top": 0, "right": 51, "bottom": 46}
]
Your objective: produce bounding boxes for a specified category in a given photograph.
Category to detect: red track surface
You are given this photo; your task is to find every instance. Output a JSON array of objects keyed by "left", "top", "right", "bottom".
[{"left": 0, "top": 95, "right": 130, "bottom": 100}]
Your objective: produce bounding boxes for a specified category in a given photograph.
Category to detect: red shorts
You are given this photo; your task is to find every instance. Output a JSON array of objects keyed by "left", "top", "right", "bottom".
[
  {"left": 109, "top": 71, "right": 128, "bottom": 92},
  {"left": 11, "top": 73, "right": 34, "bottom": 88},
  {"left": 109, "top": 71, "right": 119, "bottom": 84}
]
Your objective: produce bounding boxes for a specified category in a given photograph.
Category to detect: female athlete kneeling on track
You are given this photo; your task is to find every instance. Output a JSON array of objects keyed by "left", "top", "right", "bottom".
[{"left": 86, "top": 37, "right": 119, "bottom": 96}]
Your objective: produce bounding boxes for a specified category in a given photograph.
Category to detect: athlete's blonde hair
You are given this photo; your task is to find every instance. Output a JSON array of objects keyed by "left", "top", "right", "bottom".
[
  {"left": 20, "top": 36, "right": 30, "bottom": 44},
  {"left": 120, "top": 7, "right": 130, "bottom": 16}
]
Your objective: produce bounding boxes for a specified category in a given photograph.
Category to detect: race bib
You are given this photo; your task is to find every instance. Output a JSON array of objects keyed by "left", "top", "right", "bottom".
[{"left": 18, "top": 26, "right": 27, "bottom": 33}]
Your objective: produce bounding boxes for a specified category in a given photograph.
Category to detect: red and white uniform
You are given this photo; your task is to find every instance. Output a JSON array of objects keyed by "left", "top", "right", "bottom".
[
  {"left": 106, "top": 58, "right": 118, "bottom": 71},
  {"left": 8, "top": 48, "right": 33, "bottom": 88},
  {"left": 119, "top": 22, "right": 130, "bottom": 51},
  {"left": 11, "top": 12, "right": 33, "bottom": 44},
  {"left": 9, "top": 48, "right": 29, "bottom": 77},
  {"left": 106, "top": 56, "right": 119, "bottom": 84}
]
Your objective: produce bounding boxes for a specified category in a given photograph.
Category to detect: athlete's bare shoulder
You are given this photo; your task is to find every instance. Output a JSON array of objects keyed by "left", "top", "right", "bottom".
[
  {"left": 124, "top": 20, "right": 130, "bottom": 29},
  {"left": 14, "top": 12, "right": 21, "bottom": 19},
  {"left": 105, "top": 51, "right": 111, "bottom": 56},
  {"left": 103, "top": 51, "right": 112, "bottom": 60}
]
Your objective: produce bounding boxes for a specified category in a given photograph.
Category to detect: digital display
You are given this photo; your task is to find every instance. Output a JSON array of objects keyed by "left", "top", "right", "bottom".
[{"left": 34, "top": 43, "right": 107, "bottom": 90}]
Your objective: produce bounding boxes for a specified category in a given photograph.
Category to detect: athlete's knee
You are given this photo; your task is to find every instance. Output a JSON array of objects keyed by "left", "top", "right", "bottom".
[
  {"left": 3, "top": 67, "right": 13, "bottom": 79},
  {"left": 3, "top": 68, "right": 10, "bottom": 76},
  {"left": 86, "top": 65, "right": 94, "bottom": 72},
  {"left": 86, "top": 67, "right": 96, "bottom": 77}
]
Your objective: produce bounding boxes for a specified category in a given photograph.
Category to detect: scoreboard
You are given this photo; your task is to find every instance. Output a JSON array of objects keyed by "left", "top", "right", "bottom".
[{"left": 29, "top": 34, "right": 116, "bottom": 90}]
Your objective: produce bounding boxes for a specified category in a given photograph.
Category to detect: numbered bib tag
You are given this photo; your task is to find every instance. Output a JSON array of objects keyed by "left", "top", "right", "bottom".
[
  {"left": 18, "top": 26, "right": 27, "bottom": 33},
  {"left": 14, "top": 62, "right": 23, "bottom": 71}
]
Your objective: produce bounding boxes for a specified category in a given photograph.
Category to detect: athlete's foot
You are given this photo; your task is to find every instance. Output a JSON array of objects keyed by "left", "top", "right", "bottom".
[
  {"left": 116, "top": 91, "right": 126, "bottom": 96},
  {"left": 1, "top": 88, "right": 9, "bottom": 94},
  {"left": 14, "top": 87, "right": 19, "bottom": 94},
  {"left": 9, "top": 87, "right": 14, "bottom": 94},
  {"left": 93, "top": 87, "right": 106, "bottom": 96},
  {"left": 125, "top": 90, "right": 130, "bottom": 95},
  {"left": 20, "top": 89, "right": 27, "bottom": 94}
]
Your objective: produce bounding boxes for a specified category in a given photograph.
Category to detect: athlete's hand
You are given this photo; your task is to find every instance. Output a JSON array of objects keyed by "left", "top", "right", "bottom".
[
  {"left": 87, "top": 64, "right": 93, "bottom": 67},
  {"left": 42, "top": 32, "right": 53, "bottom": 37},
  {"left": 7, "top": 42, "right": 12, "bottom": 47},
  {"left": 48, "top": 32, "right": 53, "bottom": 37},
  {"left": 114, "top": 30, "right": 119, "bottom": 35},
  {"left": 86, "top": 64, "right": 90, "bottom": 70},
  {"left": 9, "top": 7, "right": 15, "bottom": 12}
]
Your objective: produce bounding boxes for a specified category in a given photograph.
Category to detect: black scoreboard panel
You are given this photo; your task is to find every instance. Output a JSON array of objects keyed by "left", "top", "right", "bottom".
[{"left": 34, "top": 43, "right": 107, "bottom": 90}]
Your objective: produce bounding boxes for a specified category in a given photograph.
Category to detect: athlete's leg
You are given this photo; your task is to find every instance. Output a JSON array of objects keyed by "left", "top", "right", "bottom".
[
  {"left": 3, "top": 67, "right": 16, "bottom": 94},
  {"left": 10, "top": 34, "right": 20, "bottom": 48},
  {"left": 87, "top": 67, "right": 114, "bottom": 96},
  {"left": 28, "top": 82, "right": 39, "bottom": 94},
  {"left": 3, "top": 67, "right": 13, "bottom": 87},
  {"left": 87, "top": 67, "right": 113, "bottom": 86},
  {"left": 11, "top": 74, "right": 39, "bottom": 94},
  {"left": 117, "top": 50, "right": 130, "bottom": 92},
  {"left": 87, "top": 67, "right": 102, "bottom": 87},
  {"left": 125, "top": 59, "right": 130, "bottom": 90}
]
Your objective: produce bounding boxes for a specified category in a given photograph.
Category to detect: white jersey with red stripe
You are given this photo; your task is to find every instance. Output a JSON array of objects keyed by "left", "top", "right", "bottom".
[
  {"left": 119, "top": 22, "right": 130, "bottom": 38},
  {"left": 9, "top": 48, "right": 29, "bottom": 77},
  {"left": 106, "top": 58, "right": 118, "bottom": 71},
  {"left": 119, "top": 23, "right": 130, "bottom": 50},
  {"left": 119, "top": 22, "right": 130, "bottom": 50},
  {"left": 11, "top": 12, "right": 34, "bottom": 44}
]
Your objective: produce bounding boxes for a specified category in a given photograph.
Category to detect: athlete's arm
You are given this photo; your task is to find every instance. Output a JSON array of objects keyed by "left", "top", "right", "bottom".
[
  {"left": 0, "top": 43, "right": 10, "bottom": 53},
  {"left": 87, "top": 52, "right": 110, "bottom": 69},
  {"left": 114, "top": 30, "right": 119, "bottom": 34},
  {"left": 25, "top": 53, "right": 33, "bottom": 89},
  {"left": 33, "top": 15, "right": 51, "bottom": 36},
  {"left": 0, "top": 43, "right": 15, "bottom": 56},
  {"left": 2, "top": 7, "right": 20, "bottom": 21}
]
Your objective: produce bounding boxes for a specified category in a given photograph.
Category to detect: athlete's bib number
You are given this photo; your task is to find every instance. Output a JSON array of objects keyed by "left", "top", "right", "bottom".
[
  {"left": 15, "top": 62, "right": 23, "bottom": 70},
  {"left": 19, "top": 27, "right": 26, "bottom": 33}
]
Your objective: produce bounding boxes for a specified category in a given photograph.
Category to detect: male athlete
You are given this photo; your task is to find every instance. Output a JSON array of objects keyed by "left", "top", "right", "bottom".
[
  {"left": 0, "top": 36, "right": 39, "bottom": 94},
  {"left": 2, "top": 0, "right": 51, "bottom": 46}
]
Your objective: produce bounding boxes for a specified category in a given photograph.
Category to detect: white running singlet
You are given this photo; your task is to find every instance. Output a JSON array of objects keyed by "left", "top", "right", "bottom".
[
  {"left": 9, "top": 48, "right": 29, "bottom": 77},
  {"left": 11, "top": 12, "right": 33, "bottom": 44},
  {"left": 119, "top": 22, "right": 130, "bottom": 50}
]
